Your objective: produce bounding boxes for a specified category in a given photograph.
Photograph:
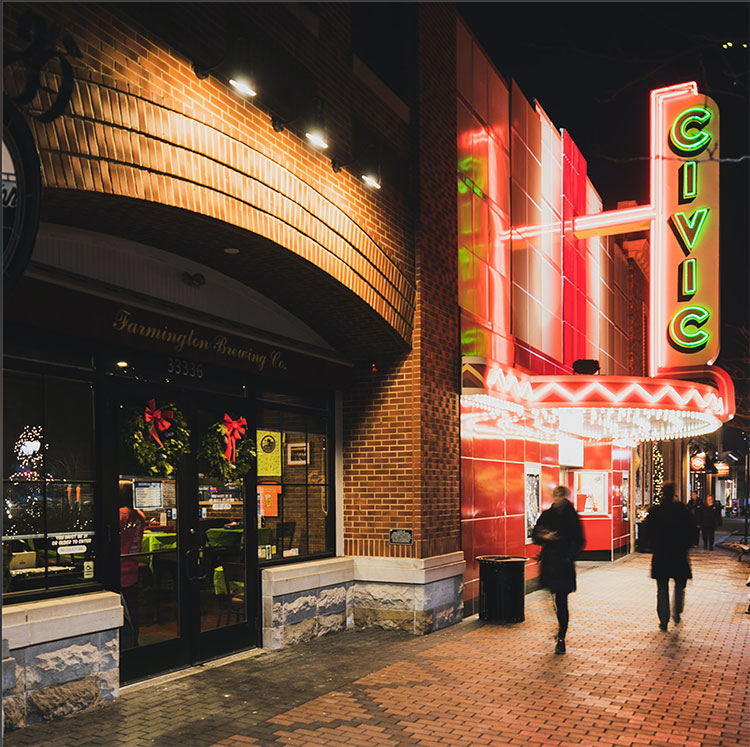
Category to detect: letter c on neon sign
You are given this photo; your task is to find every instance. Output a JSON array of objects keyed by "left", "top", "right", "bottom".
[
  {"left": 669, "top": 107, "right": 712, "bottom": 155},
  {"left": 668, "top": 305, "right": 711, "bottom": 350}
]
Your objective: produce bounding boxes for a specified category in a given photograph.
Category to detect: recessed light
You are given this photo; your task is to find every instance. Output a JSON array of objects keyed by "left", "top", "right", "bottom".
[
  {"left": 116, "top": 361, "right": 128, "bottom": 368},
  {"left": 229, "top": 79, "right": 256, "bottom": 97},
  {"left": 305, "top": 130, "right": 328, "bottom": 149},
  {"left": 224, "top": 247, "right": 240, "bottom": 255}
]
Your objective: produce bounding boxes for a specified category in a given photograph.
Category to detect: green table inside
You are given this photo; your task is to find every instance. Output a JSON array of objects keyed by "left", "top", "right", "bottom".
[
  {"left": 140, "top": 531, "right": 177, "bottom": 571},
  {"left": 205, "top": 527, "right": 244, "bottom": 548}
]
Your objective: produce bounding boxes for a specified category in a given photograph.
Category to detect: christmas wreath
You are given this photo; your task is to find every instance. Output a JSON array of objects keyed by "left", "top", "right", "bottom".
[
  {"left": 198, "top": 413, "right": 256, "bottom": 482},
  {"left": 125, "top": 399, "right": 191, "bottom": 477}
]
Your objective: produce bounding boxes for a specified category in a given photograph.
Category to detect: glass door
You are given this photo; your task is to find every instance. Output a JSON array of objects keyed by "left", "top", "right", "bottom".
[
  {"left": 114, "top": 382, "right": 257, "bottom": 682},
  {"left": 190, "top": 401, "right": 256, "bottom": 661},
  {"left": 116, "top": 386, "right": 186, "bottom": 680}
]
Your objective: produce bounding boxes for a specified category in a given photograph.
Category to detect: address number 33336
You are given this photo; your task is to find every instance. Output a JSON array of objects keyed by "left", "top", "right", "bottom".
[{"left": 167, "top": 356, "right": 204, "bottom": 379}]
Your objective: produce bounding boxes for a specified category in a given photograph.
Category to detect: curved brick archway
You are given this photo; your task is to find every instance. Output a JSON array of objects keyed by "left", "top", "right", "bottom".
[{"left": 5, "top": 69, "right": 415, "bottom": 357}]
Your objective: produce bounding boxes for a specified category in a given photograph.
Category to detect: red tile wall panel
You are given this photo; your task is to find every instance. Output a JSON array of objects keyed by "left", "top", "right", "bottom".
[
  {"left": 584, "top": 443, "right": 613, "bottom": 471},
  {"left": 581, "top": 517, "right": 611, "bottom": 552},
  {"left": 472, "top": 460, "right": 506, "bottom": 519},
  {"left": 505, "top": 439, "right": 525, "bottom": 463},
  {"left": 505, "top": 461, "right": 525, "bottom": 516}
]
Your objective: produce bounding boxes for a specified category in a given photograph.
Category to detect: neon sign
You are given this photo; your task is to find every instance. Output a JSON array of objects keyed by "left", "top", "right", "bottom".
[{"left": 649, "top": 84, "right": 720, "bottom": 375}]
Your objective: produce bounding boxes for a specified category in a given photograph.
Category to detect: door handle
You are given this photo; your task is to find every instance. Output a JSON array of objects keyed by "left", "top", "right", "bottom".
[{"left": 185, "top": 547, "right": 208, "bottom": 581}]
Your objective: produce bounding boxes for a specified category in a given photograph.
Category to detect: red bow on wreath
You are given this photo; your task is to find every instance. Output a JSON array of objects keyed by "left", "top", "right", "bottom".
[
  {"left": 144, "top": 399, "right": 173, "bottom": 448},
  {"left": 223, "top": 414, "right": 247, "bottom": 462}
]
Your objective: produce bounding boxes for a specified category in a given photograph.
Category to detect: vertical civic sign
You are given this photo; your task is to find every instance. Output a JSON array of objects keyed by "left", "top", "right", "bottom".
[{"left": 649, "top": 82, "right": 720, "bottom": 377}]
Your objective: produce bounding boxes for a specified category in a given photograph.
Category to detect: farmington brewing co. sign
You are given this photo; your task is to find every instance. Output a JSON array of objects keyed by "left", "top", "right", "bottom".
[
  {"left": 650, "top": 82, "right": 720, "bottom": 376},
  {"left": 7, "top": 277, "right": 352, "bottom": 387},
  {"left": 111, "top": 307, "right": 289, "bottom": 375}
]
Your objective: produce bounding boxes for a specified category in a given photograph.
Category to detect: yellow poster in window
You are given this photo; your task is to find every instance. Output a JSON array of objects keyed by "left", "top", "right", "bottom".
[{"left": 256, "top": 430, "right": 282, "bottom": 477}]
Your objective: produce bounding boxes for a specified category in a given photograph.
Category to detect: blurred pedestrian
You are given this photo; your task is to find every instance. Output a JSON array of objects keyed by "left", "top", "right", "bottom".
[
  {"left": 642, "top": 482, "right": 698, "bottom": 631},
  {"left": 696, "top": 494, "right": 722, "bottom": 550},
  {"left": 532, "top": 485, "right": 585, "bottom": 654}
]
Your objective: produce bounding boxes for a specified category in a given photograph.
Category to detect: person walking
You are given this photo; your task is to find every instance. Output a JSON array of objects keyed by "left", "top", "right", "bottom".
[
  {"left": 532, "top": 485, "right": 585, "bottom": 655},
  {"left": 642, "top": 482, "right": 698, "bottom": 631},
  {"left": 696, "top": 494, "right": 722, "bottom": 550}
]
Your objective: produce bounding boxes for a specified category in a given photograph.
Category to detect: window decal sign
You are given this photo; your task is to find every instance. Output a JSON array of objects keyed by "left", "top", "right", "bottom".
[{"left": 649, "top": 83, "right": 720, "bottom": 375}]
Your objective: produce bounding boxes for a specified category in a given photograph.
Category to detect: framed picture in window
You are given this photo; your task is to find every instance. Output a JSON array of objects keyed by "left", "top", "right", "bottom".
[
  {"left": 525, "top": 463, "right": 541, "bottom": 542},
  {"left": 286, "top": 442, "right": 308, "bottom": 465}
]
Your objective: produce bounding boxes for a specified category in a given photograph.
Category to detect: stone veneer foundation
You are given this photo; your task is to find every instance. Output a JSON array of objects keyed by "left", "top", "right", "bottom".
[
  {"left": 262, "top": 553, "right": 465, "bottom": 649},
  {"left": 2, "top": 592, "right": 123, "bottom": 732}
]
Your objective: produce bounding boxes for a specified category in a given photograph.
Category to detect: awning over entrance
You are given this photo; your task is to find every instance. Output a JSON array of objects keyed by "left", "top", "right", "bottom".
[{"left": 461, "top": 357, "right": 735, "bottom": 445}]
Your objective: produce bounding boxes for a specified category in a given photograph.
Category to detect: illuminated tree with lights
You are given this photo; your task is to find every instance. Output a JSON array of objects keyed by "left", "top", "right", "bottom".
[
  {"left": 4, "top": 425, "right": 49, "bottom": 535},
  {"left": 652, "top": 442, "right": 664, "bottom": 504}
]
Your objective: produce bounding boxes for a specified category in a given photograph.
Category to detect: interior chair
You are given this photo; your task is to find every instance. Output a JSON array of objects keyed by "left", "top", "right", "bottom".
[{"left": 275, "top": 521, "right": 296, "bottom": 551}]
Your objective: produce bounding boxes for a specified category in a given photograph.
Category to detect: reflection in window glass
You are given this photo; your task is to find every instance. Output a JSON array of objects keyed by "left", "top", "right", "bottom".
[{"left": 3, "top": 372, "right": 96, "bottom": 597}]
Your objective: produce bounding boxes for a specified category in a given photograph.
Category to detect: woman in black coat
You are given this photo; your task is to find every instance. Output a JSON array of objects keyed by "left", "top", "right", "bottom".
[{"left": 532, "top": 485, "right": 585, "bottom": 655}]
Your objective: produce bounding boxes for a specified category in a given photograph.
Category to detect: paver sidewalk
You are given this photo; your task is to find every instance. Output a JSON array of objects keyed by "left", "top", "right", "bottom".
[{"left": 5, "top": 546, "right": 749, "bottom": 747}]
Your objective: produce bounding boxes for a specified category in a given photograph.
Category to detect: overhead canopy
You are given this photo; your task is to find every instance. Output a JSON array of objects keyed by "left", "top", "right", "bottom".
[{"left": 462, "top": 358, "right": 735, "bottom": 446}]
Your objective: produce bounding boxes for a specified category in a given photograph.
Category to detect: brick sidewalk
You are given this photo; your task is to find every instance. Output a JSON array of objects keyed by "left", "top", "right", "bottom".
[{"left": 5, "top": 547, "right": 749, "bottom": 747}]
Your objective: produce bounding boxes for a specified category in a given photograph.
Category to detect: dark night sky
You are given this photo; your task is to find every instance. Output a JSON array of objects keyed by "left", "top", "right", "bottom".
[{"left": 459, "top": 2, "right": 749, "bottom": 397}]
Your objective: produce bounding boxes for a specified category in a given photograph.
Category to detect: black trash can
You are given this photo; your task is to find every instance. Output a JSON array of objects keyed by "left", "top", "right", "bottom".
[{"left": 477, "top": 555, "right": 528, "bottom": 623}]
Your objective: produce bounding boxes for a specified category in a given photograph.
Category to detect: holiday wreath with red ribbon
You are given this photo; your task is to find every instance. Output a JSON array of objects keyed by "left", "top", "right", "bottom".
[
  {"left": 124, "top": 399, "right": 191, "bottom": 476},
  {"left": 198, "top": 412, "right": 256, "bottom": 482}
]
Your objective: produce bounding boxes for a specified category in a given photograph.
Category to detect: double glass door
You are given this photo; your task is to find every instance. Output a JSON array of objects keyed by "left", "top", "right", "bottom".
[{"left": 114, "top": 382, "right": 257, "bottom": 682}]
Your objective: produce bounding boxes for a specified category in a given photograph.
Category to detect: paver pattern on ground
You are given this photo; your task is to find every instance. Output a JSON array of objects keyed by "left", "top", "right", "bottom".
[{"left": 5, "top": 542, "right": 749, "bottom": 747}]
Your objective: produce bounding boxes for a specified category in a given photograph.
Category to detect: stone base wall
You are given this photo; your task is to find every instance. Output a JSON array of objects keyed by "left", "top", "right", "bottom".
[
  {"left": 3, "top": 631, "right": 119, "bottom": 731},
  {"left": 266, "top": 582, "right": 353, "bottom": 650},
  {"left": 353, "top": 575, "right": 463, "bottom": 634},
  {"left": 262, "top": 554, "right": 465, "bottom": 650},
  {"left": 2, "top": 591, "right": 123, "bottom": 733}
]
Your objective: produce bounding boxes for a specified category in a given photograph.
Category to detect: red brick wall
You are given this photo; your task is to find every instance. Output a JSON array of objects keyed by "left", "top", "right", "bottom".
[
  {"left": 342, "top": 6, "right": 461, "bottom": 560},
  {"left": 3, "top": 3, "right": 415, "bottom": 354}
]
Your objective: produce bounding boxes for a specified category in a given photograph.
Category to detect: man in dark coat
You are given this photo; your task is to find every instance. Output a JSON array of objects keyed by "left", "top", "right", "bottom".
[
  {"left": 642, "top": 482, "right": 698, "bottom": 630},
  {"left": 696, "top": 494, "right": 722, "bottom": 550},
  {"left": 532, "top": 485, "right": 585, "bottom": 655}
]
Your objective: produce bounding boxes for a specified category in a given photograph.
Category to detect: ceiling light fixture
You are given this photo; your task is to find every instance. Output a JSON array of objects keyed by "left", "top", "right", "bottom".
[
  {"left": 304, "top": 97, "right": 328, "bottom": 149},
  {"left": 360, "top": 144, "right": 381, "bottom": 189},
  {"left": 361, "top": 173, "right": 381, "bottom": 190},
  {"left": 229, "top": 78, "right": 257, "bottom": 97}
]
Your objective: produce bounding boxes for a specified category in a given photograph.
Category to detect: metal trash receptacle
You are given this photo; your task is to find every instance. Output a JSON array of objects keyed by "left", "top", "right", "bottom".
[{"left": 477, "top": 555, "right": 528, "bottom": 623}]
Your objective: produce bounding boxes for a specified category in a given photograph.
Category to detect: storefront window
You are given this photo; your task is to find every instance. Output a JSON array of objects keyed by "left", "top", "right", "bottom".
[
  {"left": 256, "top": 406, "right": 331, "bottom": 562},
  {"left": 3, "top": 372, "right": 96, "bottom": 597},
  {"left": 573, "top": 471, "right": 609, "bottom": 515}
]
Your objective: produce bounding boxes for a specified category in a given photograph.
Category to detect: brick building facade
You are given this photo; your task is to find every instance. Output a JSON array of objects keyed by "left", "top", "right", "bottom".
[{"left": 3, "top": 2, "right": 463, "bottom": 729}]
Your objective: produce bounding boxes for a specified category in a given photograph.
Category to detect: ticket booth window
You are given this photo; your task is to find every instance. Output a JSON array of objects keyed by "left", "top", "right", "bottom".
[{"left": 573, "top": 471, "right": 609, "bottom": 515}]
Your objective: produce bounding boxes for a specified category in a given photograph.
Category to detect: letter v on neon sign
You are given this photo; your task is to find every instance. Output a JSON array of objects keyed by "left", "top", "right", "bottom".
[{"left": 669, "top": 207, "right": 709, "bottom": 253}]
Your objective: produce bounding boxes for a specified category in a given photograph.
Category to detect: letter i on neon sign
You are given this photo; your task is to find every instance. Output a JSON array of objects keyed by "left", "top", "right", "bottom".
[
  {"left": 680, "top": 257, "right": 697, "bottom": 297},
  {"left": 679, "top": 161, "right": 697, "bottom": 202}
]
